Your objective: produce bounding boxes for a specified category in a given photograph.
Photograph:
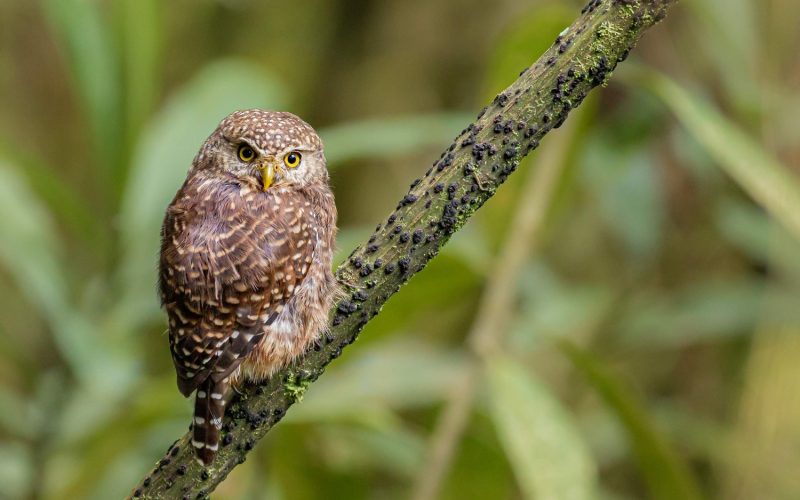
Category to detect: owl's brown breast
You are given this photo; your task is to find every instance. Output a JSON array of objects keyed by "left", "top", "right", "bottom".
[{"left": 159, "top": 174, "right": 327, "bottom": 395}]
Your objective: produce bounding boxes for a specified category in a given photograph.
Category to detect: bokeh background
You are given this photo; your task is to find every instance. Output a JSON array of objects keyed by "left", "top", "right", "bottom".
[{"left": 1, "top": 0, "right": 799, "bottom": 498}]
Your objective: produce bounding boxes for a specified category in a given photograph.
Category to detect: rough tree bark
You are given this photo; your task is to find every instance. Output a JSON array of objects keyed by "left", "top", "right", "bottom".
[{"left": 129, "top": 1, "right": 678, "bottom": 497}]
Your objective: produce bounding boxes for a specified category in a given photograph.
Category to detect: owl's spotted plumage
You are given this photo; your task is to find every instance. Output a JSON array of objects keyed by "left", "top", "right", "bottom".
[{"left": 159, "top": 110, "right": 338, "bottom": 465}]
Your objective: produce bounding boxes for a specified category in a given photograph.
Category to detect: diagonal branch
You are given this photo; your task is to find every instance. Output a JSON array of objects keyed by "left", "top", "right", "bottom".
[{"left": 129, "top": 1, "right": 677, "bottom": 497}]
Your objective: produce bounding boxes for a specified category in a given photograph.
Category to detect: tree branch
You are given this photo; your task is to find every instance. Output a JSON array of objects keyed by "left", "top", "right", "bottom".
[{"left": 129, "top": 1, "right": 677, "bottom": 497}]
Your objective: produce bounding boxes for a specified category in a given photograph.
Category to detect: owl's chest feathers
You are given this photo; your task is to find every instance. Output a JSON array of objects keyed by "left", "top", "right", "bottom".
[
  {"left": 169, "top": 183, "right": 320, "bottom": 281},
  {"left": 163, "top": 177, "right": 337, "bottom": 380}
]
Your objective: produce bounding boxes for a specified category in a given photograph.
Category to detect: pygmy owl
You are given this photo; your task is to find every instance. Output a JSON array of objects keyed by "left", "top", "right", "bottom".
[{"left": 159, "top": 110, "right": 339, "bottom": 465}]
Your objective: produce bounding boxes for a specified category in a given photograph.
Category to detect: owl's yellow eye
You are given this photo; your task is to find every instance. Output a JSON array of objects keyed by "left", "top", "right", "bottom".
[
  {"left": 238, "top": 145, "right": 256, "bottom": 162},
  {"left": 284, "top": 151, "right": 302, "bottom": 168}
]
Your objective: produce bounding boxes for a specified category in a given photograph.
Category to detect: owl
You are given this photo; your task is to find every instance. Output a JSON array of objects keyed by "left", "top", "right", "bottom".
[{"left": 159, "top": 110, "right": 339, "bottom": 465}]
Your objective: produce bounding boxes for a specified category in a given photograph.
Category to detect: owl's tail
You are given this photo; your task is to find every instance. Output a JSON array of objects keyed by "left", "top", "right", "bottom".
[{"left": 191, "top": 377, "right": 229, "bottom": 465}]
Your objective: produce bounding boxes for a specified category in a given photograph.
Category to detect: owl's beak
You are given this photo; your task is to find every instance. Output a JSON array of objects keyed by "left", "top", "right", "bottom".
[{"left": 261, "top": 161, "right": 276, "bottom": 191}]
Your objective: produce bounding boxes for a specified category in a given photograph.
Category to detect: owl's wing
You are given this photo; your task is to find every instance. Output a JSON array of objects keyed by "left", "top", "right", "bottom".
[{"left": 160, "top": 187, "right": 316, "bottom": 396}]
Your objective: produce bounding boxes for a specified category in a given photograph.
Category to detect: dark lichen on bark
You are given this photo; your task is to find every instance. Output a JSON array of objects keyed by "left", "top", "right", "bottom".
[{"left": 129, "top": 1, "right": 677, "bottom": 497}]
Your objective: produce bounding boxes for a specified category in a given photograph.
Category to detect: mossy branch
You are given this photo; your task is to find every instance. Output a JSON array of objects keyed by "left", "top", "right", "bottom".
[{"left": 129, "top": 1, "right": 677, "bottom": 497}]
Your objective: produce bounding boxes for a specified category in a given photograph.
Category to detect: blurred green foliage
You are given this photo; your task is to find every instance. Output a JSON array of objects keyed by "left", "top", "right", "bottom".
[{"left": 1, "top": 0, "right": 799, "bottom": 499}]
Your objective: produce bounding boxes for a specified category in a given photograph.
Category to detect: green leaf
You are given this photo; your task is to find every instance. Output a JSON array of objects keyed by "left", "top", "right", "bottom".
[
  {"left": 510, "top": 262, "right": 614, "bottom": 352},
  {"left": 116, "top": 0, "right": 163, "bottom": 149},
  {"left": 714, "top": 197, "right": 772, "bottom": 263},
  {"left": 314, "top": 423, "right": 424, "bottom": 477},
  {"left": 486, "top": 356, "right": 596, "bottom": 500},
  {"left": 682, "top": 0, "right": 761, "bottom": 116},
  {"left": 441, "top": 223, "right": 493, "bottom": 276},
  {"left": 0, "top": 387, "right": 36, "bottom": 440},
  {"left": 320, "top": 113, "right": 472, "bottom": 167},
  {"left": 115, "top": 59, "right": 288, "bottom": 329},
  {"left": 633, "top": 69, "right": 800, "bottom": 242},
  {"left": 0, "top": 146, "right": 100, "bottom": 249},
  {"left": 617, "top": 279, "right": 763, "bottom": 347},
  {"left": 0, "top": 162, "right": 66, "bottom": 317},
  {"left": 290, "top": 340, "right": 467, "bottom": 422},
  {"left": 40, "top": 0, "right": 122, "bottom": 182},
  {"left": 559, "top": 340, "right": 704, "bottom": 500},
  {"left": 0, "top": 163, "right": 101, "bottom": 380},
  {"left": 579, "top": 109, "right": 666, "bottom": 261},
  {"left": 0, "top": 441, "right": 32, "bottom": 500},
  {"left": 715, "top": 198, "right": 800, "bottom": 281}
]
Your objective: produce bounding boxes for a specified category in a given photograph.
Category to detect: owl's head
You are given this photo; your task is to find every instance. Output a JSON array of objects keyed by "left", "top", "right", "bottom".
[{"left": 194, "top": 109, "right": 327, "bottom": 190}]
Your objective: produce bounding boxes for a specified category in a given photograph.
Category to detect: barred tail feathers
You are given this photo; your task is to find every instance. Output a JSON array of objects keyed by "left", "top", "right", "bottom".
[{"left": 192, "top": 377, "right": 229, "bottom": 465}]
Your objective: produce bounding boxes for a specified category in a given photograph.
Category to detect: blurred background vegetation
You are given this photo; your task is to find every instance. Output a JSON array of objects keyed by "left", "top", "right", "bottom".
[{"left": 1, "top": 0, "right": 799, "bottom": 498}]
